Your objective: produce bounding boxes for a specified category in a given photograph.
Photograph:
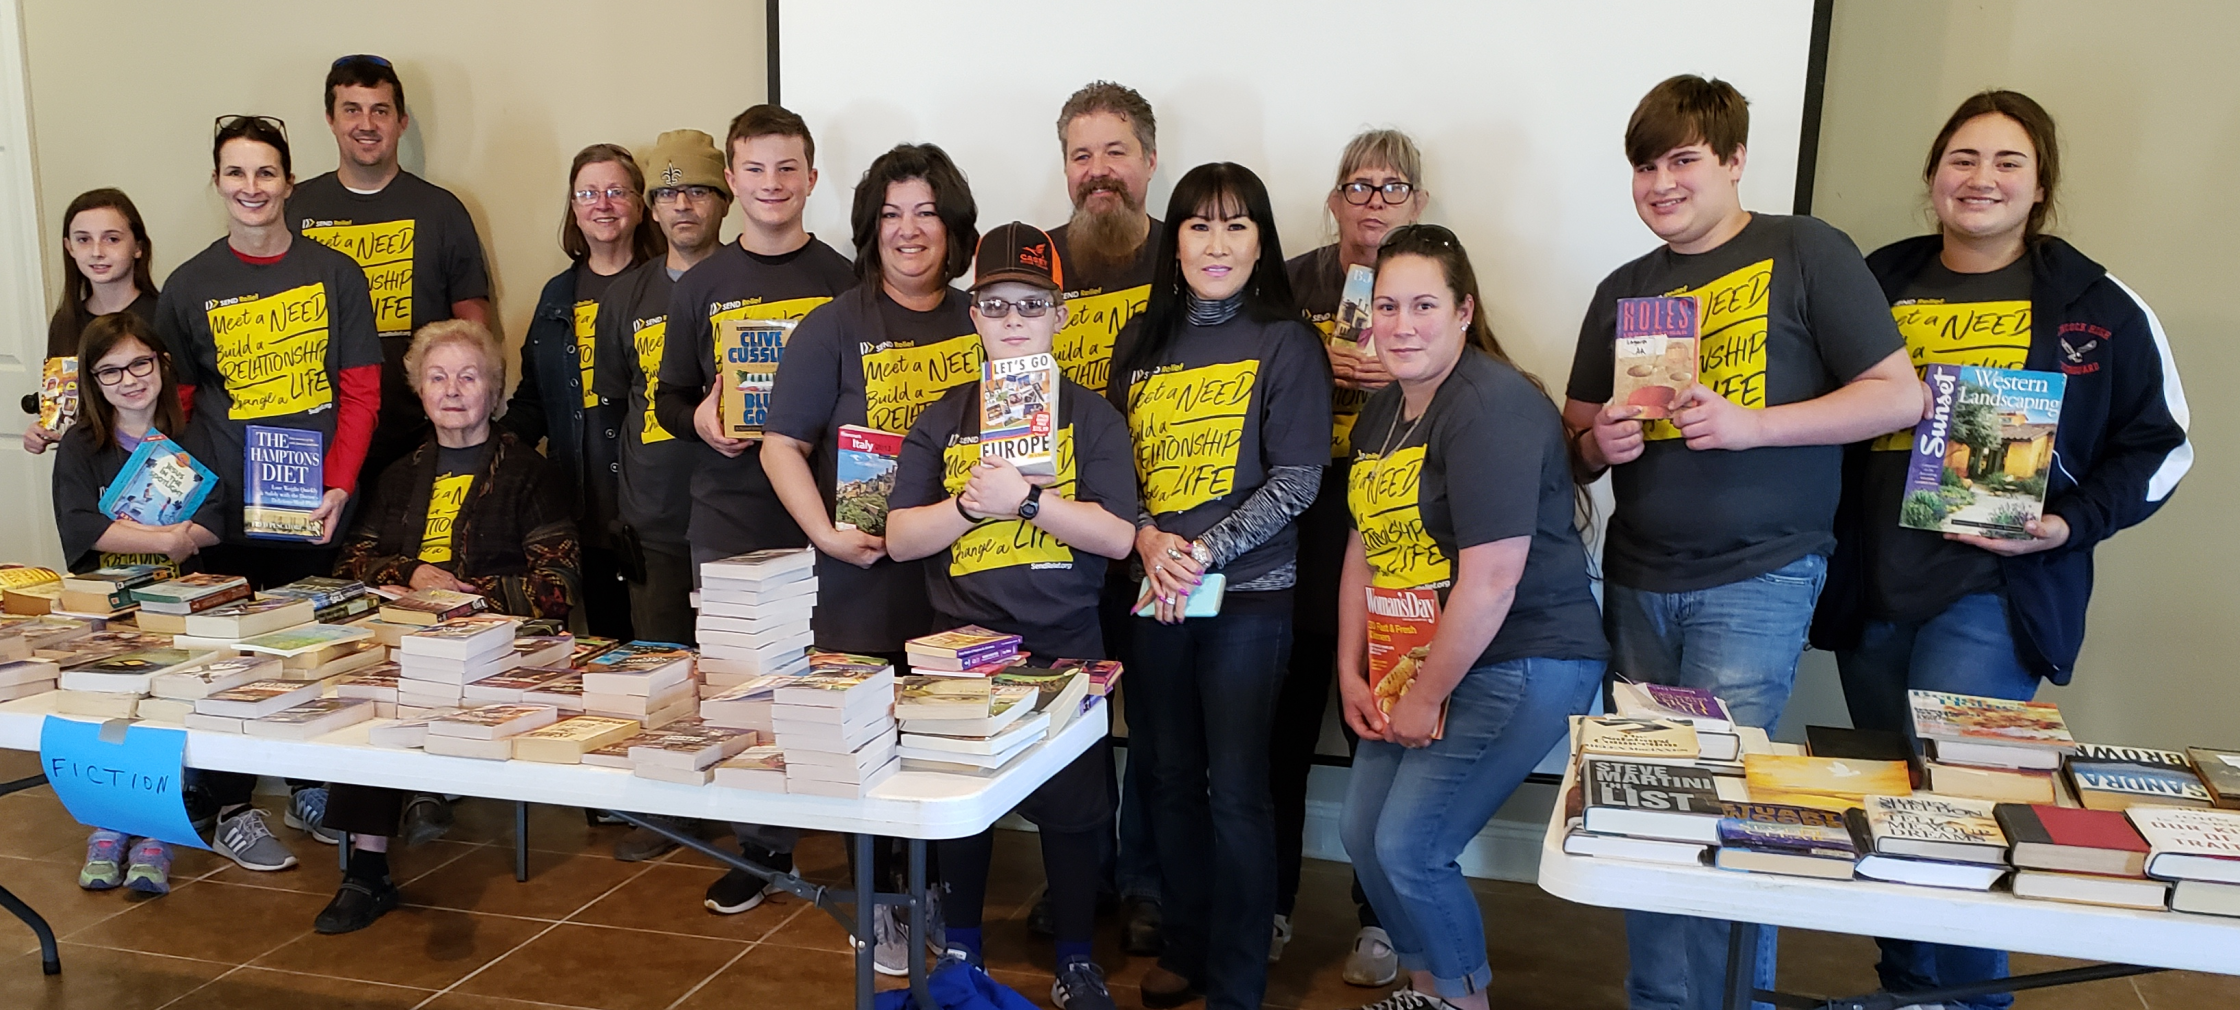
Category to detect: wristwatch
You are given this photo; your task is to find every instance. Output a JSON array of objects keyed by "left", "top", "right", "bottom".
[{"left": 1017, "top": 483, "right": 1045, "bottom": 520}]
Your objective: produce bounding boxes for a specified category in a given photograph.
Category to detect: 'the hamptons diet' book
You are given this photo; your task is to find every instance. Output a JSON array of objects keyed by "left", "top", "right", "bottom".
[
  {"left": 834, "top": 424, "right": 902, "bottom": 536},
  {"left": 719, "top": 318, "right": 795, "bottom": 439},
  {"left": 99, "top": 433, "right": 218, "bottom": 526},
  {"left": 1611, "top": 296, "right": 1699, "bottom": 419},
  {"left": 242, "top": 425, "right": 324, "bottom": 540},
  {"left": 979, "top": 352, "right": 1058, "bottom": 477},
  {"left": 1901, "top": 364, "right": 2066, "bottom": 538}
]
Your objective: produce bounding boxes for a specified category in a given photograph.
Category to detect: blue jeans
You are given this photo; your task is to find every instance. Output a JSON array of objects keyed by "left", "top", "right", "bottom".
[
  {"left": 1837, "top": 590, "right": 2034, "bottom": 1010},
  {"left": 1129, "top": 600, "right": 1292, "bottom": 1010},
  {"left": 1606, "top": 552, "right": 1826, "bottom": 1010},
  {"left": 1344, "top": 656, "right": 1602, "bottom": 1000}
]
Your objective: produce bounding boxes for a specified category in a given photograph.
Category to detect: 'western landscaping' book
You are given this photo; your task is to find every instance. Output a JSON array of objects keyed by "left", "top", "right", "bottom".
[
  {"left": 242, "top": 425, "right": 324, "bottom": 540},
  {"left": 979, "top": 352, "right": 1058, "bottom": 477},
  {"left": 1901, "top": 363, "right": 2066, "bottom": 538},
  {"left": 99, "top": 433, "right": 218, "bottom": 526},
  {"left": 718, "top": 318, "right": 794, "bottom": 439},
  {"left": 834, "top": 424, "right": 902, "bottom": 536},
  {"left": 1611, "top": 296, "right": 1699, "bottom": 420}
]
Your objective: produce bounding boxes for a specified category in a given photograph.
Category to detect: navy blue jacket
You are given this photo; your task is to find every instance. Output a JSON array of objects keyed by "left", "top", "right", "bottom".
[
  {"left": 1813, "top": 235, "right": 2191, "bottom": 683},
  {"left": 500, "top": 267, "right": 622, "bottom": 540}
]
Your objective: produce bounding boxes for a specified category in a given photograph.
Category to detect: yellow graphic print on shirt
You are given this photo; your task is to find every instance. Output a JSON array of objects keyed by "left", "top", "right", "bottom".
[
  {"left": 418, "top": 472, "right": 474, "bottom": 563},
  {"left": 205, "top": 282, "right": 334, "bottom": 420},
  {"left": 1348, "top": 445, "right": 1450, "bottom": 589},
  {"left": 574, "top": 300, "right": 600, "bottom": 408},
  {"left": 1127, "top": 359, "right": 1258, "bottom": 514},
  {"left": 941, "top": 426, "right": 1078, "bottom": 576},
  {"left": 862, "top": 333, "right": 984, "bottom": 435},
  {"left": 1312, "top": 315, "right": 1371, "bottom": 459},
  {"left": 1644, "top": 258, "right": 1772, "bottom": 441},
  {"left": 1055, "top": 284, "right": 1148, "bottom": 393},
  {"left": 301, "top": 219, "right": 414, "bottom": 335},
  {"left": 1871, "top": 298, "right": 2032, "bottom": 451},
  {"left": 632, "top": 315, "right": 674, "bottom": 443}
]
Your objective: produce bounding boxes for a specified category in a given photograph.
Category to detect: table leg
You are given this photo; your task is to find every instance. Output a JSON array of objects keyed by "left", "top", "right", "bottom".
[
  {"left": 908, "top": 839, "right": 933, "bottom": 1009},
  {"left": 856, "top": 832, "right": 875, "bottom": 1010},
  {"left": 339, "top": 831, "right": 351, "bottom": 871},
  {"left": 514, "top": 802, "right": 529, "bottom": 882},
  {"left": 1724, "top": 920, "right": 1763, "bottom": 1010},
  {"left": 0, "top": 884, "right": 59, "bottom": 975}
]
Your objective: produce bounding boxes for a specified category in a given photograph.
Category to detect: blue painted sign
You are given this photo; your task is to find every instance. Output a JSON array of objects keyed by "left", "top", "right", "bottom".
[{"left": 38, "top": 716, "right": 207, "bottom": 849}]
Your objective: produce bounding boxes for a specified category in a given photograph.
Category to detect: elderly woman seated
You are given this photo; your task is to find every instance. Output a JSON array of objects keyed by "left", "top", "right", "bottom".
[{"left": 314, "top": 319, "right": 580, "bottom": 935}]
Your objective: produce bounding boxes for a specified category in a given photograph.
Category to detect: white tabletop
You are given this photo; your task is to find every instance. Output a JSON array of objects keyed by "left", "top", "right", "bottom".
[
  {"left": 1536, "top": 762, "right": 2240, "bottom": 976},
  {"left": 0, "top": 695, "right": 1106, "bottom": 841}
]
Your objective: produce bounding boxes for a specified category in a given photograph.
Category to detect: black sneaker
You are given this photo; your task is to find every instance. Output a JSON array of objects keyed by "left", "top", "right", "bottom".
[
  {"left": 705, "top": 868, "right": 771, "bottom": 915},
  {"left": 399, "top": 793, "right": 454, "bottom": 848},
  {"left": 1051, "top": 959, "right": 1119, "bottom": 1010},
  {"left": 314, "top": 877, "right": 399, "bottom": 934}
]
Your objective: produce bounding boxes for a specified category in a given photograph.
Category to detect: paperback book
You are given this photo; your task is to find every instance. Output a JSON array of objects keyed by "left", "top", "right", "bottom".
[
  {"left": 834, "top": 425, "right": 903, "bottom": 536},
  {"left": 378, "top": 589, "right": 486, "bottom": 626},
  {"left": 978, "top": 352, "right": 1058, "bottom": 477},
  {"left": 1900, "top": 363, "right": 2066, "bottom": 538},
  {"left": 718, "top": 318, "right": 794, "bottom": 439},
  {"left": 38, "top": 356, "right": 76, "bottom": 431},
  {"left": 1610, "top": 296, "right": 1699, "bottom": 420},
  {"left": 242, "top": 425, "right": 325, "bottom": 540},
  {"left": 1365, "top": 586, "right": 1443, "bottom": 740},
  {"left": 98, "top": 434, "right": 218, "bottom": 526}
]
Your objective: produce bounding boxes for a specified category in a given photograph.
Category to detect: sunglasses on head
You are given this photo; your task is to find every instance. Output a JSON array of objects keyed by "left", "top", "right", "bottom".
[{"left": 212, "top": 114, "right": 288, "bottom": 141}]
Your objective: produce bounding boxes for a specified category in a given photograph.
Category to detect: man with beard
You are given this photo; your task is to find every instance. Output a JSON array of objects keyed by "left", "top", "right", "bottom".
[{"left": 1042, "top": 79, "right": 1166, "bottom": 958}]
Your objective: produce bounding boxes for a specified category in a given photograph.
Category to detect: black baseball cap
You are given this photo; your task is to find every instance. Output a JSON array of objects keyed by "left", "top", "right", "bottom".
[{"left": 972, "top": 221, "right": 1065, "bottom": 292}]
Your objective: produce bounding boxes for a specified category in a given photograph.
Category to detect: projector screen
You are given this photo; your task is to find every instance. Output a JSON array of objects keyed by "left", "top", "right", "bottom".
[{"left": 776, "top": 0, "right": 1825, "bottom": 387}]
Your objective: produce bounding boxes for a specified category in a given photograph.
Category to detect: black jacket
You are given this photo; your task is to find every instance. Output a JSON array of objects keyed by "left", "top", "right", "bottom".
[
  {"left": 1812, "top": 236, "right": 2191, "bottom": 683},
  {"left": 336, "top": 431, "right": 580, "bottom": 620},
  {"left": 500, "top": 267, "right": 622, "bottom": 537}
]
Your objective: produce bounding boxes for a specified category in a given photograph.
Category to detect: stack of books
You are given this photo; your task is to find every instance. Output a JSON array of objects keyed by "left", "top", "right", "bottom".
[
  {"left": 700, "top": 673, "right": 791, "bottom": 736},
  {"left": 1999, "top": 803, "right": 2169, "bottom": 910},
  {"left": 580, "top": 642, "right": 699, "bottom": 728},
  {"left": 463, "top": 666, "right": 580, "bottom": 706},
  {"left": 258, "top": 576, "right": 377, "bottom": 625},
  {"left": 332, "top": 662, "right": 404, "bottom": 717},
  {"left": 626, "top": 720, "right": 762, "bottom": 784},
  {"left": 896, "top": 674, "right": 1053, "bottom": 775},
  {"left": 696, "top": 549, "right": 817, "bottom": 688},
  {"left": 423, "top": 703, "right": 562, "bottom": 759},
  {"left": 55, "top": 647, "right": 218, "bottom": 718},
  {"left": 137, "top": 654, "right": 281, "bottom": 722},
  {"left": 0, "top": 629, "right": 58, "bottom": 698},
  {"left": 905, "top": 625, "right": 1023, "bottom": 675},
  {"left": 395, "top": 615, "right": 523, "bottom": 714},
  {"left": 713, "top": 745, "right": 789, "bottom": 792},
  {"left": 54, "top": 564, "right": 167, "bottom": 619},
  {"left": 2061, "top": 744, "right": 2215, "bottom": 811},
  {"left": 512, "top": 714, "right": 642, "bottom": 764},
  {"left": 127, "top": 574, "right": 251, "bottom": 633},
  {"left": 236, "top": 624, "right": 382, "bottom": 681},
  {"left": 1911, "top": 690, "right": 2076, "bottom": 804},
  {"left": 512, "top": 634, "right": 575, "bottom": 670},
  {"left": 1849, "top": 794, "right": 2010, "bottom": 890},
  {"left": 2130, "top": 806, "right": 2240, "bottom": 917},
  {"left": 771, "top": 658, "right": 898, "bottom": 797},
  {"left": 1559, "top": 706, "right": 1763, "bottom": 865},
  {"left": 185, "top": 678, "right": 324, "bottom": 733}
]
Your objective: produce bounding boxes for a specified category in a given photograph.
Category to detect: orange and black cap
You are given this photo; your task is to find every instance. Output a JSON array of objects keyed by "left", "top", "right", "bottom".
[{"left": 972, "top": 221, "right": 1064, "bottom": 292}]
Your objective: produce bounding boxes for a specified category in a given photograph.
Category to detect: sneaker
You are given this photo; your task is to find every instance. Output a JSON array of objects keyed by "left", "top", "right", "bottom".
[
  {"left": 1121, "top": 895, "right": 1163, "bottom": 956},
  {"left": 123, "top": 839, "right": 173, "bottom": 895},
  {"left": 585, "top": 808, "right": 627, "bottom": 826},
  {"left": 1343, "top": 925, "right": 1401, "bottom": 987},
  {"left": 1348, "top": 988, "right": 1448, "bottom": 1010},
  {"left": 1052, "top": 958, "right": 1119, "bottom": 1010},
  {"left": 213, "top": 808, "right": 298, "bottom": 871},
  {"left": 1269, "top": 912, "right": 1294, "bottom": 963},
  {"left": 705, "top": 867, "right": 773, "bottom": 915},
  {"left": 79, "top": 829, "right": 128, "bottom": 890},
  {"left": 313, "top": 876, "right": 399, "bottom": 934},
  {"left": 873, "top": 904, "right": 911, "bottom": 977},
  {"left": 612, "top": 814, "right": 696, "bottom": 862},
  {"left": 399, "top": 793, "right": 454, "bottom": 848},
  {"left": 284, "top": 787, "right": 341, "bottom": 845}
]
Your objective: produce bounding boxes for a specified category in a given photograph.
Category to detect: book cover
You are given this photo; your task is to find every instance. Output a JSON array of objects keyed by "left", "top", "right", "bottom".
[
  {"left": 1908, "top": 690, "right": 2075, "bottom": 750},
  {"left": 1612, "top": 680, "right": 1733, "bottom": 733},
  {"left": 834, "top": 424, "right": 903, "bottom": 536},
  {"left": 379, "top": 589, "right": 486, "bottom": 625},
  {"left": 1862, "top": 794, "right": 2007, "bottom": 855},
  {"left": 1583, "top": 759, "right": 1724, "bottom": 815},
  {"left": 718, "top": 318, "right": 795, "bottom": 439},
  {"left": 1611, "top": 296, "right": 1699, "bottom": 419},
  {"left": 1900, "top": 363, "right": 2066, "bottom": 538},
  {"left": 2066, "top": 746, "right": 2212, "bottom": 810},
  {"left": 39, "top": 356, "right": 77, "bottom": 431},
  {"left": 1716, "top": 814, "right": 1859, "bottom": 859},
  {"left": 132, "top": 573, "right": 246, "bottom": 604},
  {"left": 1996, "top": 803, "right": 2149, "bottom": 877},
  {"left": 1577, "top": 716, "right": 1699, "bottom": 762},
  {"left": 1364, "top": 586, "right": 1444, "bottom": 739},
  {"left": 261, "top": 576, "right": 367, "bottom": 609},
  {"left": 2189, "top": 747, "right": 2240, "bottom": 809},
  {"left": 1742, "top": 753, "right": 1913, "bottom": 810},
  {"left": 979, "top": 352, "right": 1059, "bottom": 477},
  {"left": 2128, "top": 806, "right": 2240, "bottom": 868},
  {"left": 242, "top": 425, "right": 325, "bottom": 540},
  {"left": 896, "top": 676, "right": 993, "bottom": 719},
  {"left": 581, "top": 641, "right": 694, "bottom": 673},
  {"left": 98, "top": 434, "right": 219, "bottom": 527},
  {"left": 569, "top": 637, "right": 621, "bottom": 667},
  {"left": 236, "top": 623, "right": 374, "bottom": 657}
]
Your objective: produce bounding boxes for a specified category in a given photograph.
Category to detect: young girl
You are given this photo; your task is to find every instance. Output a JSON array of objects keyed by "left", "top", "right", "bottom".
[
  {"left": 21, "top": 189, "right": 159, "bottom": 455},
  {"left": 49, "top": 311, "right": 221, "bottom": 895}
]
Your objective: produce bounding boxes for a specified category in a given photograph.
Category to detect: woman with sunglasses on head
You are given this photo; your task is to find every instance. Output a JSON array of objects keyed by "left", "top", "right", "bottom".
[
  {"left": 1334, "top": 226, "right": 1604, "bottom": 1010},
  {"left": 1271, "top": 128, "right": 1428, "bottom": 978},
  {"left": 1109, "top": 162, "right": 1330, "bottom": 1010},
  {"left": 500, "top": 143, "right": 663, "bottom": 641},
  {"left": 23, "top": 189, "right": 162, "bottom": 455}
]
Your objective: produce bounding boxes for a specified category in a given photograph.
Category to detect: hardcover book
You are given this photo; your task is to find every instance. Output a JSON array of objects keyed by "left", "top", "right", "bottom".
[
  {"left": 1611, "top": 680, "right": 1733, "bottom": 734},
  {"left": 1742, "top": 754, "right": 1913, "bottom": 811},
  {"left": 241, "top": 425, "right": 325, "bottom": 540},
  {"left": 2188, "top": 747, "right": 2240, "bottom": 809},
  {"left": 39, "top": 355, "right": 77, "bottom": 431},
  {"left": 1580, "top": 759, "right": 1738, "bottom": 843},
  {"left": 1995, "top": 803, "right": 2150, "bottom": 876},
  {"left": 1714, "top": 811, "right": 1860, "bottom": 879},
  {"left": 718, "top": 318, "right": 794, "bottom": 439},
  {"left": 1576, "top": 716, "right": 1699, "bottom": 763},
  {"left": 1854, "top": 794, "right": 2008, "bottom": 865},
  {"left": 2126, "top": 806, "right": 2240, "bottom": 883},
  {"left": 834, "top": 425, "right": 903, "bottom": 536},
  {"left": 1365, "top": 586, "right": 1444, "bottom": 740},
  {"left": 1610, "top": 296, "right": 1699, "bottom": 419},
  {"left": 2064, "top": 744, "right": 2212, "bottom": 810},
  {"left": 98, "top": 434, "right": 218, "bottom": 527},
  {"left": 1900, "top": 363, "right": 2066, "bottom": 538},
  {"left": 979, "top": 352, "right": 1058, "bottom": 477},
  {"left": 1908, "top": 690, "right": 2076, "bottom": 767}
]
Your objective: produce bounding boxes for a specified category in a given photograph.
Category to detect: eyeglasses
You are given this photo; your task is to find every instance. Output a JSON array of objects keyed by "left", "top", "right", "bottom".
[
  {"left": 572, "top": 186, "right": 638, "bottom": 205},
  {"left": 93, "top": 356, "right": 158, "bottom": 386},
  {"left": 332, "top": 54, "right": 392, "bottom": 68},
  {"left": 973, "top": 296, "right": 1056, "bottom": 318},
  {"left": 213, "top": 115, "right": 288, "bottom": 141},
  {"left": 649, "top": 185, "right": 720, "bottom": 204},
  {"left": 1339, "top": 180, "right": 1417, "bottom": 206}
]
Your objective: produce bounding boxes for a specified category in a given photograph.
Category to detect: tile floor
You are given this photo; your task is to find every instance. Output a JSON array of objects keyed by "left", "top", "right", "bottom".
[{"left": 0, "top": 749, "right": 2233, "bottom": 1009}]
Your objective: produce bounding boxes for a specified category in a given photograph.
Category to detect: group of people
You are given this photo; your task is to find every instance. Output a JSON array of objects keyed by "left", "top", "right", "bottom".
[{"left": 20, "top": 54, "right": 2189, "bottom": 1010}]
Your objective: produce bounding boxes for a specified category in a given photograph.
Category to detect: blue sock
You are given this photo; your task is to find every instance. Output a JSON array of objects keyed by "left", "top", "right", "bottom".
[
  {"left": 1055, "top": 940, "right": 1094, "bottom": 967},
  {"left": 950, "top": 926, "right": 983, "bottom": 961}
]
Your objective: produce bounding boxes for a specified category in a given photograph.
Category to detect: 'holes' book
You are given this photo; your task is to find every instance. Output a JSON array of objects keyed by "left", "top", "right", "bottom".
[
  {"left": 1611, "top": 296, "right": 1699, "bottom": 420},
  {"left": 99, "top": 433, "right": 218, "bottom": 526},
  {"left": 242, "top": 425, "right": 324, "bottom": 540},
  {"left": 1901, "top": 363, "right": 2065, "bottom": 538}
]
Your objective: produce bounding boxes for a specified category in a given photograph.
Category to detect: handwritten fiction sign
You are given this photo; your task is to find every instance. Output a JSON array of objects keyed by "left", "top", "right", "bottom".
[{"left": 38, "top": 716, "right": 207, "bottom": 849}]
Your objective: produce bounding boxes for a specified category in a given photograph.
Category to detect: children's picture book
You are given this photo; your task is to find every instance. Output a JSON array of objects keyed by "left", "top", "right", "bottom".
[
  {"left": 834, "top": 424, "right": 902, "bottom": 536},
  {"left": 718, "top": 318, "right": 795, "bottom": 439},
  {"left": 39, "top": 356, "right": 77, "bottom": 431},
  {"left": 1364, "top": 587, "right": 1443, "bottom": 739},
  {"left": 1611, "top": 296, "right": 1699, "bottom": 420},
  {"left": 97, "top": 433, "right": 219, "bottom": 527},
  {"left": 979, "top": 352, "right": 1058, "bottom": 477},
  {"left": 242, "top": 425, "right": 325, "bottom": 541},
  {"left": 1901, "top": 363, "right": 2066, "bottom": 538}
]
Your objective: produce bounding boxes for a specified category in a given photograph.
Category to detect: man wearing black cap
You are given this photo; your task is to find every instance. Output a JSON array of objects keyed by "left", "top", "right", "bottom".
[
  {"left": 291, "top": 54, "right": 492, "bottom": 477},
  {"left": 884, "top": 222, "right": 1138, "bottom": 1010}
]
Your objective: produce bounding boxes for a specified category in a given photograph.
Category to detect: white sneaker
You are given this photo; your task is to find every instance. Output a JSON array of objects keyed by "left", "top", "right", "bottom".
[
  {"left": 1348, "top": 988, "right": 1449, "bottom": 1010},
  {"left": 1342, "top": 925, "right": 1400, "bottom": 986},
  {"left": 212, "top": 807, "right": 298, "bottom": 872},
  {"left": 873, "top": 904, "right": 910, "bottom": 977},
  {"left": 1268, "top": 912, "right": 1294, "bottom": 963}
]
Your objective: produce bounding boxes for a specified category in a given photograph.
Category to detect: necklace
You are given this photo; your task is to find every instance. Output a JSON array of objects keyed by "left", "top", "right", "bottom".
[{"left": 1371, "top": 402, "right": 1428, "bottom": 484}]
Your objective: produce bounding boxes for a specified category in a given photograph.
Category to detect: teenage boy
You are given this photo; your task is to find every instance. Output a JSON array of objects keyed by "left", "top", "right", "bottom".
[
  {"left": 291, "top": 55, "right": 492, "bottom": 476},
  {"left": 649, "top": 104, "right": 854, "bottom": 881},
  {"left": 1046, "top": 79, "right": 1166, "bottom": 955},
  {"left": 885, "top": 221, "right": 1139, "bottom": 1010},
  {"left": 1562, "top": 75, "right": 1922, "bottom": 1010}
]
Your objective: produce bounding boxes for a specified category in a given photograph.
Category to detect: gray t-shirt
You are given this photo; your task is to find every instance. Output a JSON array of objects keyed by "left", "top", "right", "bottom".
[
  {"left": 1566, "top": 214, "right": 1903, "bottom": 592},
  {"left": 1351, "top": 350, "right": 1608, "bottom": 666},
  {"left": 592, "top": 259, "right": 695, "bottom": 550}
]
